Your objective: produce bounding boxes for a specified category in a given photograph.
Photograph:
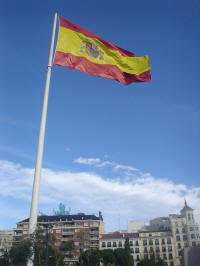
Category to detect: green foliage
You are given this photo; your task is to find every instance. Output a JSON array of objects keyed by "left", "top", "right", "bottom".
[
  {"left": 33, "top": 228, "right": 64, "bottom": 266},
  {"left": 101, "top": 249, "right": 116, "bottom": 265},
  {"left": 9, "top": 228, "right": 65, "bottom": 266},
  {"left": 124, "top": 237, "right": 131, "bottom": 253},
  {"left": 114, "top": 248, "right": 133, "bottom": 266},
  {"left": 9, "top": 239, "right": 32, "bottom": 266},
  {"left": 81, "top": 249, "right": 102, "bottom": 266}
]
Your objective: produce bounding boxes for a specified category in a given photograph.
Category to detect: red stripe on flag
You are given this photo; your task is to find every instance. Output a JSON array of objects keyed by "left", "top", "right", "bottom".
[
  {"left": 59, "top": 16, "right": 135, "bottom": 58},
  {"left": 53, "top": 51, "right": 151, "bottom": 85}
]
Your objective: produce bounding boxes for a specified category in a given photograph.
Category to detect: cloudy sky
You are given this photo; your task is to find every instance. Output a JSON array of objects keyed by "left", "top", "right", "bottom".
[{"left": 0, "top": 0, "right": 200, "bottom": 232}]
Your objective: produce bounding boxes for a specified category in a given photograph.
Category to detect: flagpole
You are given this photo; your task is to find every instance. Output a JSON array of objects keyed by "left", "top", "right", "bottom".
[{"left": 27, "top": 12, "right": 57, "bottom": 266}]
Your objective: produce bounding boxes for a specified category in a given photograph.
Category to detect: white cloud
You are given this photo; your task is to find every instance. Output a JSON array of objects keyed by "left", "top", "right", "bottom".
[
  {"left": 74, "top": 157, "right": 101, "bottom": 165},
  {"left": 74, "top": 157, "right": 138, "bottom": 173},
  {"left": 1, "top": 159, "right": 200, "bottom": 231}
]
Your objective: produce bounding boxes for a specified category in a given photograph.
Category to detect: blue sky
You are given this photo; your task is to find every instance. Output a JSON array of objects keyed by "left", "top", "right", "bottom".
[{"left": 0, "top": 0, "right": 200, "bottom": 232}]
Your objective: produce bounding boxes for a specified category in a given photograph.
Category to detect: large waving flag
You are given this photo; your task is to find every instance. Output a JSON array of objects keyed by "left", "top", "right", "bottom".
[{"left": 53, "top": 16, "right": 151, "bottom": 85}]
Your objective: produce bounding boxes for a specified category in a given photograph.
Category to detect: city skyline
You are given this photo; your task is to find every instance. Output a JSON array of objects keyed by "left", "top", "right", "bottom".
[{"left": 1, "top": 0, "right": 200, "bottom": 232}]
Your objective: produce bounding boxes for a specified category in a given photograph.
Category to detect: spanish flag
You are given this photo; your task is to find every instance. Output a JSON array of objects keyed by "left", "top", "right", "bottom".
[{"left": 53, "top": 16, "right": 151, "bottom": 85}]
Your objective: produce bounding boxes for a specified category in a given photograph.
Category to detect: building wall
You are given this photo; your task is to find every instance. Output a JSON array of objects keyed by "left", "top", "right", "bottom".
[
  {"left": 14, "top": 214, "right": 104, "bottom": 265},
  {"left": 0, "top": 230, "right": 13, "bottom": 254},
  {"left": 100, "top": 231, "right": 176, "bottom": 266}
]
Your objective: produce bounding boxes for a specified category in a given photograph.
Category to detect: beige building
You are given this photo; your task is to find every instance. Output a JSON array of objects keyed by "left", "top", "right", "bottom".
[
  {"left": 99, "top": 230, "right": 176, "bottom": 266},
  {"left": 0, "top": 229, "right": 13, "bottom": 255},
  {"left": 149, "top": 201, "right": 200, "bottom": 266},
  {"left": 14, "top": 212, "right": 104, "bottom": 265},
  {"left": 139, "top": 230, "right": 176, "bottom": 266}
]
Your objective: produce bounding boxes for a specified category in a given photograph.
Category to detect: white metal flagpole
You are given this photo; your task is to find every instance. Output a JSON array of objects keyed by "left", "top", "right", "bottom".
[{"left": 27, "top": 12, "right": 57, "bottom": 266}]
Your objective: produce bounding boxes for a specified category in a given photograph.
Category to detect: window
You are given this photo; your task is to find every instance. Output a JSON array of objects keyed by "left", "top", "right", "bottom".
[
  {"left": 163, "top": 254, "right": 167, "bottom": 260},
  {"left": 135, "top": 240, "right": 139, "bottom": 246},
  {"left": 63, "top": 229, "right": 73, "bottom": 233},
  {"left": 182, "top": 228, "right": 185, "bottom": 233},
  {"left": 190, "top": 227, "right": 194, "bottom": 231},
  {"left": 184, "top": 242, "right": 188, "bottom": 247},
  {"left": 149, "top": 239, "right": 153, "bottom": 245},
  {"left": 170, "top": 263, "right": 174, "bottom": 266},
  {"left": 167, "top": 238, "right": 171, "bottom": 244},
  {"left": 162, "top": 246, "right": 166, "bottom": 252},
  {"left": 118, "top": 241, "right": 122, "bottom": 247},
  {"left": 192, "top": 242, "right": 196, "bottom": 246},
  {"left": 135, "top": 248, "right": 140, "bottom": 253},
  {"left": 56, "top": 230, "right": 61, "bottom": 233},
  {"left": 168, "top": 246, "right": 172, "bottom": 252},
  {"left": 23, "top": 224, "right": 28, "bottom": 228},
  {"left": 169, "top": 253, "right": 173, "bottom": 259},
  {"left": 144, "top": 247, "right": 148, "bottom": 253},
  {"left": 92, "top": 222, "right": 99, "bottom": 227},
  {"left": 75, "top": 229, "right": 80, "bottom": 232},
  {"left": 176, "top": 235, "right": 180, "bottom": 241},
  {"left": 113, "top": 242, "right": 117, "bottom": 247},
  {"left": 84, "top": 222, "right": 88, "bottom": 227},
  {"left": 162, "top": 239, "right": 165, "bottom": 245},
  {"left": 143, "top": 240, "right": 147, "bottom": 246},
  {"left": 188, "top": 214, "right": 191, "bottom": 220},
  {"left": 130, "top": 248, "right": 134, "bottom": 253},
  {"left": 150, "top": 247, "right": 154, "bottom": 253},
  {"left": 155, "top": 239, "right": 159, "bottom": 245},
  {"left": 136, "top": 255, "right": 140, "bottom": 260},
  {"left": 191, "top": 234, "right": 195, "bottom": 239},
  {"left": 183, "top": 235, "right": 187, "bottom": 241},
  {"left": 176, "top": 228, "right": 179, "bottom": 234},
  {"left": 178, "top": 243, "right": 181, "bottom": 249},
  {"left": 156, "top": 247, "right": 160, "bottom": 253},
  {"left": 107, "top": 242, "right": 111, "bottom": 247},
  {"left": 102, "top": 242, "right": 106, "bottom": 248},
  {"left": 129, "top": 241, "right": 133, "bottom": 246}
]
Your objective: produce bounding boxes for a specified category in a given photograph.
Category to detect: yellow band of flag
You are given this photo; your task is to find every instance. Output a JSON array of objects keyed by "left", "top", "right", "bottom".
[{"left": 56, "top": 26, "right": 150, "bottom": 76}]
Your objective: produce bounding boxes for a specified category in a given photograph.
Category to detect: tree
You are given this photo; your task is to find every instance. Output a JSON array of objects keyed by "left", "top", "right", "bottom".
[
  {"left": 9, "top": 239, "right": 32, "bottom": 266},
  {"left": 124, "top": 237, "right": 131, "bottom": 253},
  {"left": 33, "top": 228, "right": 64, "bottom": 266},
  {"left": 80, "top": 249, "right": 102, "bottom": 266},
  {"left": 101, "top": 249, "right": 115, "bottom": 265},
  {"left": 114, "top": 248, "right": 133, "bottom": 266}
]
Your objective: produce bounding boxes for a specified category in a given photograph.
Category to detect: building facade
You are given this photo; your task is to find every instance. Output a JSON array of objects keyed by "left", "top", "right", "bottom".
[
  {"left": 0, "top": 230, "right": 13, "bottom": 256},
  {"left": 14, "top": 212, "right": 104, "bottom": 265},
  {"left": 147, "top": 201, "right": 200, "bottom": 266},
  {"left": 99, "top": 230, "right": 176, "bottom": 266}
]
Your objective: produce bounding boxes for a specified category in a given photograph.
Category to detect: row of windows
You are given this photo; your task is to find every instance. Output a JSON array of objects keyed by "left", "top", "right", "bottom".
[
  {"left": 143, "top": 238, "right": 171, "bottom": 245},
  {"left": 175, "top": 226, "right": 199, "bottom": 234},
  {"left": 176, "top": 234, "right": 198, "bottom": 242},
  {"left": 143, "top": 246, "right": 172, "bottom": 253}
]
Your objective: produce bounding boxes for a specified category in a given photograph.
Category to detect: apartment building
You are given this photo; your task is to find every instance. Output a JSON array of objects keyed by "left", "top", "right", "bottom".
[{"left": 14, "top": 212, "right": 104, "bottom": 265}]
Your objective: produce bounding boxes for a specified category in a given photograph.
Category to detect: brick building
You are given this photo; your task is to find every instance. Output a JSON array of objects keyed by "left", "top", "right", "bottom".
[{"left": 14, "top": 212, "right": 104, "bottom": 265}]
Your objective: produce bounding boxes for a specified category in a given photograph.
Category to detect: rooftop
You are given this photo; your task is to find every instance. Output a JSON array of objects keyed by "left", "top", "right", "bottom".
[
  {"left": 101, "top": 232, "right": 139, "bottom": 239},
  {"left": 18, "top": 214, "right": 102, "bottom": 223}
]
